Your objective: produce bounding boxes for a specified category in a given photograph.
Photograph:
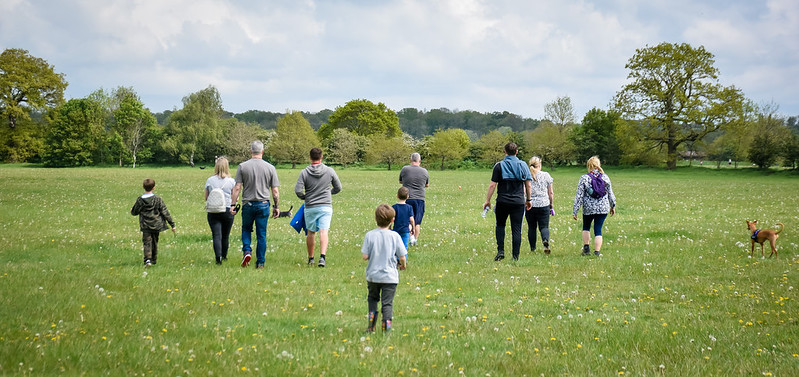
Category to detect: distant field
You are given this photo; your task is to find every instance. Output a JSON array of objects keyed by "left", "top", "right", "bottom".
[{"left": 0, "top": 164, "right": 797, "bottom": 376}]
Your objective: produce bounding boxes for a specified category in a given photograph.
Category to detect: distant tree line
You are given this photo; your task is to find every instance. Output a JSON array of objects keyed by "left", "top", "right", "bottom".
[{"left": 2, "top": 45, "right": 799, "bottom": 170}]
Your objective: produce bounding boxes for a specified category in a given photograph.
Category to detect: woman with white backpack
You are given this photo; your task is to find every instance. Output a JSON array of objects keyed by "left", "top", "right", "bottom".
[{"left": 205, "top": 156, "right": 237, "bottom": 264}]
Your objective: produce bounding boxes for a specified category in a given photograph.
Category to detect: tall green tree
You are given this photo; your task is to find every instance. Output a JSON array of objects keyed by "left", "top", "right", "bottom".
[
  {"left": 325, "top": 128, "right": 365, "bottom": 167},
  {"left": 268, "top": 111, "right": 320, "bottom": 169},
  {"left": 748, "top": 109, "right": 791, "bottom": 169},
  {"left": 524, "top": 121, "right": 576, "bottom": 167},
  {"left": 225, "top": 119, "right": 269, "bottom": 164},
  {"left": 318, "top": 99, "right": 401, "bottom": 140},
  {"left": 571, "top": 108, "right": 621, "bottom": 165},
  {"left": 614, "top": 42, "right": 747, "bottom": 169},
  {"left": 427, "top": 128, "right": 470, "bottom": 170},
  {"left": 1, "top": 48, "right": 68, "bottom": 129},
  {"left": 544, "top": 96, "right": 576, "bottom": 132},
  {"left": 475, "top": 130, "right": 508, "bottom": 164},
  {"left": 365, "top": 134, "right": 412, "bottom": 170},
  {"left": 114, "top": 95, "right": 157, "bottom": 168},
  {"left": 42, "top": 98, "right": 104, "bottom": 167},
  {"left": 162, "top": 86, "right": 224, "bottom": 166}
]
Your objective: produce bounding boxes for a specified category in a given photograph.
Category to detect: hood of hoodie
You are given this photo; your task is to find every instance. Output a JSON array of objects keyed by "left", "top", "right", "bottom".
[{"left": 305, "top": 163, "right": 327, "bottom": 177}]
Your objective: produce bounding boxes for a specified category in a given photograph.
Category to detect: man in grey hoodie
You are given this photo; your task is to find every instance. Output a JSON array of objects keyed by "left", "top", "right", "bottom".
[{"left": 295, "top": 147, "right": 342, "bottom": 267}]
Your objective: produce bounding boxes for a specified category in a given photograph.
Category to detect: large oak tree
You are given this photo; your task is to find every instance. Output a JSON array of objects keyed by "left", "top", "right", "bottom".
[
  {"left": 614, "top": 43, "right": 746, "bottom": 169},
  {"left": 0, "top": 49, "right": 67, "bottom": 129}
]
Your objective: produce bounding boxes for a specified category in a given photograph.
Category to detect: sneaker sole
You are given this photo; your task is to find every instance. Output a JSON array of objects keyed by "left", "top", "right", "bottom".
[{"left": 241, "top": 254, "right": 251, "bottom": 267}]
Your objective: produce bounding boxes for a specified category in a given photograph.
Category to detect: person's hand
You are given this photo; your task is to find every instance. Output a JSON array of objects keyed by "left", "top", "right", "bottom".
[
  {"left": 525, "top": 201, "right": 532, "bottom": 211},
  {"left": 482, "top": 201, "right": 491, "bottom": 210},
  {"left": 271, "top": 207, "right": 279, "bottom": 218},
  {"left": 171, "top": 227, "right": 177, "bottom": 233},
  {"left": 572, "top": 214, "right": 578, "bottom": 221},
  {"left": 610, "top": 207, "right": 616, "bottom": 216},
  {"left": 399, "top": 264, "right": 406, "bottom": 271}
]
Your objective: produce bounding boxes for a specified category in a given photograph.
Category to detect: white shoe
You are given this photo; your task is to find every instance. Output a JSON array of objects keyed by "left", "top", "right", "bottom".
[{"left": 409, "top": 235, "right": 417, "bottom": 246}]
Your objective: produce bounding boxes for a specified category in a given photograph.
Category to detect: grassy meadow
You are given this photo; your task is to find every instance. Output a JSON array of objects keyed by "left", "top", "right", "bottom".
[{"left": 0, "top": 164, "right": 797, "bottom": 376}]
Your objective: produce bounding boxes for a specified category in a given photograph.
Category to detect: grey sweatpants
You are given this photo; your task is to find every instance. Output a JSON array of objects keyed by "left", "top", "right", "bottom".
[{"left": 367, "top": 282, "right": 397, "bottom": 321}]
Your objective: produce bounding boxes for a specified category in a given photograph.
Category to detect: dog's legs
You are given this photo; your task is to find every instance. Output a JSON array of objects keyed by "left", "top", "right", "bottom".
[
  {"left": 750, "top": 240, "right": 755, "bottom": 257},
  {"left": 769, "top": 239, "right": 777, "bottom": 258}
]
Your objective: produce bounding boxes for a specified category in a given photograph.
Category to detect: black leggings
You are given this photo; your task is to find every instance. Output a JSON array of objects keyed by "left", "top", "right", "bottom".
[
  {"left": 525, "top": 206, "right": 550, "bottom": 250},
  {"left": 582, "top": 213, "right": 608, "bottom": 236},
  {"left": 208, "top": 211, "right": 235, "bottom": 263}
]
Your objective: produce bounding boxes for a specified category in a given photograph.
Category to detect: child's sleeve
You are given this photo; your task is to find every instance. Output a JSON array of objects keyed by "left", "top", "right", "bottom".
[
  {"left": 131, "top": 199, "right": 140, "bottom": 215},
  {"left": 361, "top": 234, "right": 371, "bottom": 258}
]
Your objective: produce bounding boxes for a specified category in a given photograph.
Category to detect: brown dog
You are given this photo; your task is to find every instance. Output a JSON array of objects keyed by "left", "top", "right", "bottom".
[{"left": 746, "top": 220, "right": 784, "bottom": 258}]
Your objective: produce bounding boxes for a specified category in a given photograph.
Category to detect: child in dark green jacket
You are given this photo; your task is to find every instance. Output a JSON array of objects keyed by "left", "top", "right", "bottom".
[{"left": 131, "top": 178, "right": 176, "bottom": 267}]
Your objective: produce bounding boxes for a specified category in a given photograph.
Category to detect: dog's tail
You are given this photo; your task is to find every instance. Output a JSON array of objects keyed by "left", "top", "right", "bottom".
[
  {"left": 775, "top": 222, "right": 784, "bottom": 234},
  {"left": 288, "top": 205, "right": 293, "bottom": 212}
]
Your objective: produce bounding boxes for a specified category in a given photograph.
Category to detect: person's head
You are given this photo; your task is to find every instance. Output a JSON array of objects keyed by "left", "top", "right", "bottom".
[
  {"left": 397, "top": 186, "right": 409, "bottom": 201},
  {"left": 375, "top": 204, "right": 395, "bottom": 228},
  {"left": 143, "top": 178, "right": 155, "bottom": 192},
  {"left": 587, "top": 155, "right": 604, "bottom": 174},
  {"left": 504, "top": 142, "right": 518, "bottom": 156},
  {"left": 214, "top": 156, "right": 231, "bottom": 178},
  {"left": 410, "top": 152, "right": 421, "bottom": 165},
  {"left": 310, "top": 147, "right": 323, "bottom": 162},
  {"left": 250, "top": 140, "right": 264, "bottom": 155},
  {"left": 529, "top": 156, "right": 542, "bottom": 180}
]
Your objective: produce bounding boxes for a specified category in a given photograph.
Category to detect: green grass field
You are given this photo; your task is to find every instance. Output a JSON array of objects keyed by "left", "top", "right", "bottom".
[{"left": 0, "top": 164, "right": 797, "bottom": 376}]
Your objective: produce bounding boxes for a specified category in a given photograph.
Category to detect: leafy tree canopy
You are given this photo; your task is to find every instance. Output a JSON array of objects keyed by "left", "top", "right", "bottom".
[{"left": 0, "top": 48, "right": 68, "bottom": 129}]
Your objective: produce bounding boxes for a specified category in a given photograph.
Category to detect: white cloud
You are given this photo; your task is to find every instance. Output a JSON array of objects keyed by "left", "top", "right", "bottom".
[{"left": 1, "top": 0, "right": 797, "bottom": 120}]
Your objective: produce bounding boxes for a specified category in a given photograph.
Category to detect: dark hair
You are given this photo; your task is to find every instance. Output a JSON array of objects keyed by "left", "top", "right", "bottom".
[
  {"left": 310, "top": 147, "right": 323, "bottom": 161},
  {"left": 504, "top": 142, "right": 518, "bottom": 155},
  {"left": 143, "top": 178, "right": 155, "bottom": 191},
  {"left": 375, "top": 204, "right": 395, "bottom": 227},
  {"left": 397, "top": 186, "right": 409, "bottom": 200}
]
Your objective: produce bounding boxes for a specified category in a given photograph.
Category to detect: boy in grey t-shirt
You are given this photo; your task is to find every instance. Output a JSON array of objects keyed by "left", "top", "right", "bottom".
[{"left": 362, "top": 204, "right": 407, "bottom": 332}]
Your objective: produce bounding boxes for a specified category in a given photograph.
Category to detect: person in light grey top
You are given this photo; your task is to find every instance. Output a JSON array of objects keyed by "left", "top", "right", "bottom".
[
  {"left": 231, "top": 140, "right": 280, "bottom": 269},
  {"left": 525, "top": 156, "right": 554, "bottom": 254},
  {"left": 361, "top": 204, "right": 407, "bottom": 333},
  {"left": 572, "top": 156, "right": 616, "bottom": 257},
  {"left": 399, "top": 153, "right": 429, "bottom": 245},
  {"left": 295, "top": 147, "right": 342, "bottom": 267},
  {"left": 205, "top": 156, "right": 237, "bottom": 264}
]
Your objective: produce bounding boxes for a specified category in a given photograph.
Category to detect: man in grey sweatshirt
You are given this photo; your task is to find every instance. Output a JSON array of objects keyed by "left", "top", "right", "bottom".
[{"left": 295, "top": 147, "right": 342, "bottom": 267}]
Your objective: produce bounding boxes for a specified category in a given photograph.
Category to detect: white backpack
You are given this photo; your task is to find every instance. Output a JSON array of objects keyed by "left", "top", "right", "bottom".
[{"left": 206, "top": 187, "right": 227, "bottom": 213}]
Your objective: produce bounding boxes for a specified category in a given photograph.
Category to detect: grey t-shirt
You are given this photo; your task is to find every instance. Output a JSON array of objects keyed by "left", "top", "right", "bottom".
[
  {"left": 399, "top": 165, "right": 429, "bottom": 200},
  {"left": 235, "top": 158, "right": 280, "bottom": 203},
  {"left": 362, "top": 228, "right": 407, "bottom": 284}
]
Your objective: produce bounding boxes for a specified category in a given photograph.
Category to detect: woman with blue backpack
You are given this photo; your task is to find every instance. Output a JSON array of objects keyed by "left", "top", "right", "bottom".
[{"left": 572, "top": 156, "right": 616, "bottom": 256}]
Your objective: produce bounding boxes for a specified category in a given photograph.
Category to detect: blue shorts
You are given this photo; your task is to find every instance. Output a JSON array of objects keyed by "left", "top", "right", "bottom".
[
  {"left": 406, "top": 199, "right": 425, "bottom": 225},
  {"left": 304, "top": 206, "right": 333, "bottom": 232}
]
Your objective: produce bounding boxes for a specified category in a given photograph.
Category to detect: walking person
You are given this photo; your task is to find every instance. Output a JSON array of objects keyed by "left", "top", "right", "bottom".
[
  {"left": 483, "top": 143, "right": 532, "bottom": 261},
  {"left": 572, "top": 156, "right": 616, "bottom": 256},
  {"left": 230, "top": 141, "right": 280, "bottom": 269},
  {"left": 295, "top": 147, "right": 342, "bottom": 267},
  {"left": 525, "top": 156, "right": 554, "bottom": 254},
  {"left": 399, "top": 153, "right": 429, "bottom": 246},
  {"left": 204, "top": 156, "right": 237, "bottom": 265}
]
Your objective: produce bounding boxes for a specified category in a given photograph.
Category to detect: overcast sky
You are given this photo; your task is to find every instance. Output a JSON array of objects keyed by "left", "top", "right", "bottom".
[{"left": 2, "top": 0, "right": 798, "bottom": 120}]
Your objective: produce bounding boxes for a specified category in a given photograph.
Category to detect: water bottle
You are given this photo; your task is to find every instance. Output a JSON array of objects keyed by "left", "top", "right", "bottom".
[
  {"left": 550, "top": 208, "right": 555, "bottom": 216},
  {"left": 481, "top": 206, "right": 489, "bottom": 218}
]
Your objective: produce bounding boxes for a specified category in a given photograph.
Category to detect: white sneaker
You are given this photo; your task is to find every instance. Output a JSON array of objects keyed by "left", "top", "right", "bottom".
[{"left": 409, "top": 235, "right": 417, "bottom": 246}]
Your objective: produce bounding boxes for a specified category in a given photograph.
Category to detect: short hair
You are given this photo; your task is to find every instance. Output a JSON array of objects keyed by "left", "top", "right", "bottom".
[
  {"left": 143, "top": 178, "right": 155, "bottom": 191},
  {"left": 214, "top": 156, "right": 230, "bottom": 178},
  {"left": 250, "top": 140, "right": 264, "bottom": 154},
  {"left": 310, "top": 147, "right": 323, "bottom": 161},
  {"left": 397, "top": 186, "right": 409, "bottom": 200},
  {"left": 375, "top": 204, "right": 395, "bottom": 228},
  {"left": 410, "top": 152, "right": 421, "bottom": 163},
  {"left": 504, "top": 142, "right": 518, "bottom": 155}
]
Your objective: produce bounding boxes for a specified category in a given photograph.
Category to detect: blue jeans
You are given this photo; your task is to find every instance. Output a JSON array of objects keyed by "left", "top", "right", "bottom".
[{"left": 241, "top": 201, "right": 270, "bottom": 266}]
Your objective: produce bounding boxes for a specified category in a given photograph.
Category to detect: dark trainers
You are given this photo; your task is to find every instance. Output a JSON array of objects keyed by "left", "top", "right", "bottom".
[
  {"left": 144, "top": 259, "right": 152, "bottom": 268},
  {"left": 307, "top": 257, "right": 314, "bottom": 265},
  {"left": 594, "top": 251, "right": 602, "bottom": 257},
  {"left": 581, "top": 245, "right": 590, "bottom": 256},
  {"left": 543, "top": 241, "right": 550, "bottom": 255},
  {"left": 318, "top": 257, "right": 326, "bottom": 267},
  {"left": 241, "top": 253, "right": 251, "bottom": 267},
  {"left": 494, "top": 253, "right": 505, "bottom": 261}
]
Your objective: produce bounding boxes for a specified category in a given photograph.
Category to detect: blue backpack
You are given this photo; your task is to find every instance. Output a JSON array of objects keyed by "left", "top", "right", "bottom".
[{"left": 587, "top": 172, "right": 607, "bottom": 199}]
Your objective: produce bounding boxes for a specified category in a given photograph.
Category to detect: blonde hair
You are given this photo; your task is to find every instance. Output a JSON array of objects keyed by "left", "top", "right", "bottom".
[
  {"left": 214, "top": 156, "right": 231, "bottom": 178},
  {"left": 586, "top": 156, "right": 605, "bottom": 175},
  {"left": 529, "top": 156, "right": 542, "bottom": 182}
]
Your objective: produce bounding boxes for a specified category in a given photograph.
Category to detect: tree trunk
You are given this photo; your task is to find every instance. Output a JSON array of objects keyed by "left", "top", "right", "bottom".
[
  {"left": 666, "top": 128, "right": 677, "bottom": 170},
  {"left": 8, "top": 115, "right": 16, "bottom": 129},
  {"left": 440, "top": 156, "right": 445, "bottom": 170}
]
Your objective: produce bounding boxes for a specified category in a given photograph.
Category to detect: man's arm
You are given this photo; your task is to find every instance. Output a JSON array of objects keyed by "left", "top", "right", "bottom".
[
  {"left": 525, "top": 180, "right": 533, "bottom": 210},
  {"left": 271, "top": 187, "right": 280, "bottom": 218},
  {"left": 483, "top": 181, "right": 497, "bottom": 209}
]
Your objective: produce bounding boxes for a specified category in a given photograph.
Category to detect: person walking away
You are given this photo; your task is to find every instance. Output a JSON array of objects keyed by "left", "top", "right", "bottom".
[
  {"left": 392, "top": 186, "right": 415, "bottom": 252},
  {"left": 572, "top": 156, "right": 616, "bottom": 256},
  {"left": 205, "top": 156, "right": 237, "bottom": 264},
  {"left": 131, "top": 178, "right": 176, "bottom": 267},
  {"left": 295, "top": 147, "right": 342, "bottom": 267},
  {"left": 231, "top": 141, "right": 280, "bottom": 269},
  {"left": 483, "top": 143, "right": 532, "bottom": 261},
  {"left": 525, "top": 156, "right": 554, "bottom": 254},
  {"left": 399, "top": 152, "right": 429, "bottom": 246},
  {"left": 362, "top": 204, "right": 407, "bottom": 332}
]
